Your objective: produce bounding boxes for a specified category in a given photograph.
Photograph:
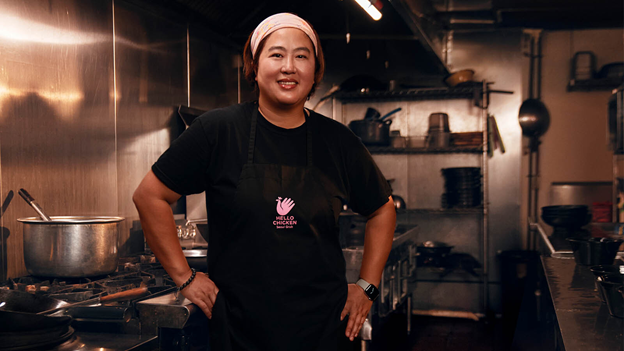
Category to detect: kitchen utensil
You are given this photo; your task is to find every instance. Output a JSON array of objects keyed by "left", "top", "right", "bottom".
[
  {"left": 566, "top": 237, "right": 624, "bottom": 266},
  {"left": 571, "top": 51, "right": 596, "bottom": 80},
  {"left": 599, "top": 280, "right": 623, "bottom": 318},
  {"left": 518, "top": 98, "right": 550, "bottom": 138},
  {"left": 364, "top": 107, "right": 381, "bottom": 120},
  {"left": 426, "top": 132, "right": 450, "bottom": 148},
  {"left": 597, "top": 62, "right": 624, "bottom": 80},
  {"left": 444, "top": 69, "right": 475, "bottom": 87},
  {"left": 0, "top": 289, "right": 69, "bottom": 315},
  {"left": 589, "top": 265, "right": 623, "bottom": 303},
  {"left": 380, "top": 107, "right": 402, "bottom": 121},
  {"left": 18, "top": 216, "right": 124, "bottom": 277},
  {"left": 450, "top": 132, "right": 483, "bottom": 147},
  {"left": 36, "top": 286, "right": 149, "bottom": 315},
  {"left": 18, "top": 188, "right": 51, "bottom": 221},
  {"left": 417, "top": 241, "right": 454, "bottom": 256},
  {"left": 407, "top": 136, "right": 426, "bottom": 148},
  {"left": 392, "top": 195, "right": 406, "bottom": 210},
  {"left": 428, "top": 113, "right": 450, "bottom": 132},
  {"left": 0, "top": 310, "right": 74, "bottom": 349},
  {"left": 349, "top": 119, "right": 392, "bottom": 146},
  {"left": 390, "top": 131, "right": 407, "bottom": 148}
]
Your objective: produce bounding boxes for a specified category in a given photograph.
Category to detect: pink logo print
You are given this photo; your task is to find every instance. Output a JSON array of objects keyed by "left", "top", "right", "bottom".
[{"left": 276, "top": 197, "right": 295, "bottom": 216}]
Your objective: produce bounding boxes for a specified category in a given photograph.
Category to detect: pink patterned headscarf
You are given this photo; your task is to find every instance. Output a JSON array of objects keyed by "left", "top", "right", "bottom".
[{"left": 250, "top": 13, "right": 318, "bottom": 58}]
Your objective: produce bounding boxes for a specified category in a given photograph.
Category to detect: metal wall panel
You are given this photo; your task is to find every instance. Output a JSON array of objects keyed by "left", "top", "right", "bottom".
[
  {"left": 0, "top": 0, "right": 115, "bottom": 279},
  {"left": 114, "top": 1, "right": 188, "bottom": 254},
  {"left": 185, "top": 28, "right": 243, "bottom": 222}
]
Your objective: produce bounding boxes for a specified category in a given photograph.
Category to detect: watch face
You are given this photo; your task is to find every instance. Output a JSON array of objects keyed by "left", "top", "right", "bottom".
[{"left": 365, "top": 285, "right": 379, "bottom": 300}]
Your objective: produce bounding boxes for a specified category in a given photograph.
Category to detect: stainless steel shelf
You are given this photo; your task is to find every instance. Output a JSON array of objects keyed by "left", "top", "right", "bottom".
[
  {"left": 402, "top": 208, "right": 483, "bottom": 214},
  {"left": 367, "top": 146, "right": 483, "bottom": 154},
  {"left": 567, "top": 78, "right": 622, "bottom": 92},
  {"left": 335, "top": 85, "right": 481, "bottom": 103}
]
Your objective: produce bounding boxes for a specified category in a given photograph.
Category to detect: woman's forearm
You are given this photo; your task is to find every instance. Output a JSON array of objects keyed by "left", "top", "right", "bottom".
[
  {"left": 133, "top": 171, "right": 191, "bottom": 286},
  {"left": 359, "top": 198, "right": 396, "bottom": 286}
]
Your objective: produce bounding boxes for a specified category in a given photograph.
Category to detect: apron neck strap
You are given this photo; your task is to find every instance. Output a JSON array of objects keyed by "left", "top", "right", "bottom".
[{"left": 248, "top": 107, "right": 313, "bottom": 166}]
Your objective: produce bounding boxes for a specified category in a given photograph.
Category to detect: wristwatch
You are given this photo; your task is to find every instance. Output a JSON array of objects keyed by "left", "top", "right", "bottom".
[{"left": 356, "top": 278, "right": 380, "bottom": 301}]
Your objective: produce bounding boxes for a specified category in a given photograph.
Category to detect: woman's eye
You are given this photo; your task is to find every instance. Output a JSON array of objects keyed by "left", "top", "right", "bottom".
[
  {"left": 297, "top": 55, "right": 308, "bottom": 59},
  {"left": 270, "top": 53, "right": 282, "bottom": 58}
]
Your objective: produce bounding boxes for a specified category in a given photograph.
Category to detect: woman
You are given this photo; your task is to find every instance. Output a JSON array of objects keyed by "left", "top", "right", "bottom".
[{"left": 133, "top": 13, "right": 396, "bottom": 350}]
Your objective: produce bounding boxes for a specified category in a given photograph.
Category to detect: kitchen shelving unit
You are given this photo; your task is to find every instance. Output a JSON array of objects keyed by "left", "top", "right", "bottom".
[
  {"left": 567, "top": 77, "right": 623, "bottom": 92},
  {"left": 335, "top": 82, "right": 495, "bottom": 316}
]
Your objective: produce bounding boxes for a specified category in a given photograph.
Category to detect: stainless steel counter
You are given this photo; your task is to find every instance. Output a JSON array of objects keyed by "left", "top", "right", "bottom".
[{"left": 541, "top": 257, "right": 623, "bottom": 351}]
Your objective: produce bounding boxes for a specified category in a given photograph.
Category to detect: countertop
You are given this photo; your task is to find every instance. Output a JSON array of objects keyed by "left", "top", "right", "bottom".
[{"left": 542, "top": 257, "right": 623, "bottom": 351}]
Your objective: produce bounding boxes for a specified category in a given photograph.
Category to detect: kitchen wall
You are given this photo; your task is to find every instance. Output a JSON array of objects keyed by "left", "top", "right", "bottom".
[
  {"left": 521, "top": 29, "right": 623, "bottom": 241},
  {"left": 0, "top": 0, "right": 240, "bottom": 280}
]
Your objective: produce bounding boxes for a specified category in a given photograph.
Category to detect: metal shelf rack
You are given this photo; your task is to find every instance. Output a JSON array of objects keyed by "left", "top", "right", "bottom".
[{"left": 335, "top": 81, "right": 493, "bottom": 316}]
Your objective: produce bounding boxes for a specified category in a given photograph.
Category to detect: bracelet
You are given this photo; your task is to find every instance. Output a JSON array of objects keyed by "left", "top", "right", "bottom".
[{"left": 179, "top": 268, "right": 196, "bottom": 291}]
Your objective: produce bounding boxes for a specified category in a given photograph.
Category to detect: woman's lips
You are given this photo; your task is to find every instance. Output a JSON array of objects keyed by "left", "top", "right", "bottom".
[{"left": 278, "top": 80, "right": 298, "bottom": 89}]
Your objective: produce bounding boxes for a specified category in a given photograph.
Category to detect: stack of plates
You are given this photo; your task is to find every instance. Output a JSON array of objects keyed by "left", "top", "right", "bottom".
[{"left": 441, "top": 167, "right": 482, "bottom": 208}]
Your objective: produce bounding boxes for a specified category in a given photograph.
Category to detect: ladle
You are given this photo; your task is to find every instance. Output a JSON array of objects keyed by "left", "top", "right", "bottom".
[{"left": 18, "top": 188, "right": 51, "bottom": 221}]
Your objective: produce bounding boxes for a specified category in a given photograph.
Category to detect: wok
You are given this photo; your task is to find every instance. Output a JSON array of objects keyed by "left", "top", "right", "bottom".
[
  {"left": 0, "top": 289, "right": 68, "bottom": 314},
  {"left": 0, "top": 289, "right": 73, "bottom": 348}
]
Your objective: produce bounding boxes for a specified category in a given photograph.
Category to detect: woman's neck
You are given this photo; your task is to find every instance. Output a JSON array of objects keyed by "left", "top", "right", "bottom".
[{"left": 257, "top": 99, "right": 307, "bottom": 129}]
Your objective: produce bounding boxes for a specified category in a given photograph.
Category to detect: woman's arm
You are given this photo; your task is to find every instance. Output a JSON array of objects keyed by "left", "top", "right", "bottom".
[
  {"left": 341, "top": 197, "right": 396, "bottom": 340},
  {"left": 133, "top": 170, "right": 219, "bottom": 318}
]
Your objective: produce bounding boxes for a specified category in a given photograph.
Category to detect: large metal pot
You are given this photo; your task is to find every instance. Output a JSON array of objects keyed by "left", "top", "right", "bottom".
[
  {"left": 348, "top": 119, "right": 392, "bottom": 146},
  {"left": 18, "top": 216, "right": 124, "bottom": 277}
]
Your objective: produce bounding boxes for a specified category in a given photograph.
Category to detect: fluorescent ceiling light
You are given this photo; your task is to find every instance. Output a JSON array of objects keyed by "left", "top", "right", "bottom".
[{"left": 355, "top": 0, "right": 382, "bottom": 21}]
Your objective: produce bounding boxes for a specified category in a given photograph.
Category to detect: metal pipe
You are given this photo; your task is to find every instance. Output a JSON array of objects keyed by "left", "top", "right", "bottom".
[
  {"left": 530, "top": 222, "right": 555, "bottom": 255},
  {"left": 536, "top": 34, "right": 542, "bottom": 100},
  {"left": 532, "top": 142, "right": 541, "bottom": 251},
  {"left": 481, "top": 80, "right": 489, "bottom": 315},
  {"left": 527, "top": 149, "right": 534, "bottom": 250}
]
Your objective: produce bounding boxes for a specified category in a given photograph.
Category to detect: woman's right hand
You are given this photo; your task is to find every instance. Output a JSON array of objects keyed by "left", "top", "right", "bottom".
[{"left": 179, "top": 270, "right": 220, "bottom": 319}]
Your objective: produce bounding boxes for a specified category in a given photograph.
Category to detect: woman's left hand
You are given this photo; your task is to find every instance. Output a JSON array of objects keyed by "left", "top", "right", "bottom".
[{"left": 341, "top": 283, "right": 373, "bottom": 341}]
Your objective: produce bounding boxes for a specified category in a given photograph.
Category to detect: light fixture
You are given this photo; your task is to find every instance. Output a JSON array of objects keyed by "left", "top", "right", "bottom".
[{"left": 355, "top": 0, "right": 382, "bottom": 21}]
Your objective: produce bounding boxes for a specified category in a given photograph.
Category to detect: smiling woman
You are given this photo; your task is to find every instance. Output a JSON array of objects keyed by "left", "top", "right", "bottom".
[{"left": 133, "top": 12, "right": 396, "bottom": 351}]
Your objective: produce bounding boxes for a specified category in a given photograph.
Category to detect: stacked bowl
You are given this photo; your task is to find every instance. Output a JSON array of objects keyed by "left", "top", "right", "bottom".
[
  {"left": 541, "top": 205, "right": 592, "bottom": 229},
  {"left": 441, "top": 167, "right": 482, "bottom": 208},
  {"left": 589, "top": 265, "right": 624, "bottom": 318}
]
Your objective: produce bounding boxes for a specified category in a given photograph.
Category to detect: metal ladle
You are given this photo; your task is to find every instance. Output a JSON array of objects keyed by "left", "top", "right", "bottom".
[{"left": 18, "top": 188, "right": 51, "bottom": 221}]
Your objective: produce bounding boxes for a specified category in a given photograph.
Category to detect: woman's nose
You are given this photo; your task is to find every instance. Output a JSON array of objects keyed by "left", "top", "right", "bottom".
[{"left": 280, "top": 56, "right": 296, "bottom": 73}]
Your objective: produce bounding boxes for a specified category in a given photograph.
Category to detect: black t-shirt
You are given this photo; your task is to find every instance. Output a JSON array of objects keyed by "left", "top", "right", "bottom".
[{"left": 152, "top": 101, "right": 391, "bottom": 219}]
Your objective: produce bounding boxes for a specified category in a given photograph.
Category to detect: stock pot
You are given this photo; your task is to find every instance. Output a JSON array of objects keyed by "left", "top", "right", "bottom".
[{"left": 18, "top": 216, "right": 124, "bottom": 277}]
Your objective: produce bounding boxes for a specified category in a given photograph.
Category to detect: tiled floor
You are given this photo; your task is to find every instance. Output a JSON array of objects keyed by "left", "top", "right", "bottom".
[{"left": 371, "top": 315, "right": 505, "bottom": 351}]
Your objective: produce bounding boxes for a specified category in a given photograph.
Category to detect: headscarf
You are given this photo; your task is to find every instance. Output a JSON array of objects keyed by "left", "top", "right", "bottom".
[{"left": 250, "top": 13, "right": 318, "bottom": 58}]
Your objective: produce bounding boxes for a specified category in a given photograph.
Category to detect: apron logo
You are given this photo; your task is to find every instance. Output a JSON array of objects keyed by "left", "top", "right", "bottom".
[{"left": 274, "top": 197, "right": 297, "bottom": 229}]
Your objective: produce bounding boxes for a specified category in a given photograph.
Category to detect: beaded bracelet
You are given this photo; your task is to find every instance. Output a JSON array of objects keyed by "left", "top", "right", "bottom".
[{"left": 179, "top": 268, "right": 196, "bottom": 292}]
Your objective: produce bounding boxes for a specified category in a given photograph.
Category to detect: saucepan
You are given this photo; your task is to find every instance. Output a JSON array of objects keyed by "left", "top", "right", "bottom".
[
  {"left": 17, "top": 188, "right": 124, "bottom": 277},
  {"left": 349, "top": 108, "right": 402, "bottom": 146}
]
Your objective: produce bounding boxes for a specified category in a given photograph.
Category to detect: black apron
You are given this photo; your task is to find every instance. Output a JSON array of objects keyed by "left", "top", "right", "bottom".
[{"left": 208, "top": 108, "right": 348, "bottom": 351}]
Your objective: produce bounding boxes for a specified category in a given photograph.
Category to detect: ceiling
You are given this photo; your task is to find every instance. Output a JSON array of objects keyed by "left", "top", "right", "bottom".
[
  {"left": 131, "top": 0, "right": 622, "bottom": 76},
  {"left": 155, "top": 0, "right": 622, "bottom": 45}
]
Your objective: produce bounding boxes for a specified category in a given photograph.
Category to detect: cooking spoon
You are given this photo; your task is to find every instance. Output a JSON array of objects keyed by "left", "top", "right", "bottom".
[{"left": 18, "top": 188, "right": 51, "bottom": 221}]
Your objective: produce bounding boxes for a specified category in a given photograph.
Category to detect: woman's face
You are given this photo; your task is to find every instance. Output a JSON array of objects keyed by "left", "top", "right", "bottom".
[{"left": 256, "top": 28, "right": 316, "bottom": 109}]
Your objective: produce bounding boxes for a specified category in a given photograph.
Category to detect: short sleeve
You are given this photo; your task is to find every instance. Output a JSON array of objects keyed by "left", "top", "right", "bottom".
[
  {"left": 152, "top": 117, "right": 212, "bottom": 195},
  {"left": 346, "top": 137, "right": 392, "bottom": 216}
]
